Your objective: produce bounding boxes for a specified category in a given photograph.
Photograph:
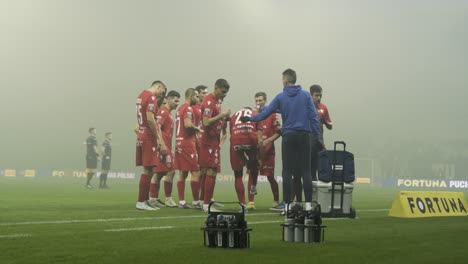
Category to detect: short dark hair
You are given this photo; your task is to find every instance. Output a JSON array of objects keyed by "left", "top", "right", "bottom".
[
  {"left": 309, "top": 85, "right": 322, "bottom": 94},
  {"left": 151, "top": 80, "right": 164, "bottom": 87},
  {"left": 215, "top": 79, "right": 230, "bottom": 90},
  {"left": 255, "top": 92, "right": 267, "bottom": 100},
  {"left": 185, "top": 88, "right": 196, "bottom": 98},
  {"left": 166, "top": 90, "right": 180, "bottom": 98},
  {"left": 195, "top": 85, "right": 207, "bottom": 94},
  {"left": 282, "top": 69, "right": 297, "bottom": 84},
  {"left": 88, "top": 127, "right": 95, "bottom": 133},
  {"left": 105, "top": 132, "right": 112, "bottom": 137}
]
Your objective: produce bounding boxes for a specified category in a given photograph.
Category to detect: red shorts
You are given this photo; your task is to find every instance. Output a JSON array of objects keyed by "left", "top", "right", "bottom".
[
  {"left": 260, "top": 154, "right": 275, "bottom": 175},
  {"left": 153, "top": 149, "right": 174, "bottom": 173},
  {"left": 230, "top": 144, "right": 258, "bottom": 171},
  {"left": 174, "top": 146, "right": 199, "bottom": 171},
  {"left": 135, "top": 139, "right": 158, "bottom": 167},
  {"left": 199, "top": 144, "right": 220, "bottom": 171}
]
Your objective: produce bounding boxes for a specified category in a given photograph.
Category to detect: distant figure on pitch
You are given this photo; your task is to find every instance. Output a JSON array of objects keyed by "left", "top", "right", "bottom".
[
  {"left": 85, "top": 127, "right": 100, "bottom": 188},
  {"left": 99, "top": 132, "right": 112, "bottom": 189}
]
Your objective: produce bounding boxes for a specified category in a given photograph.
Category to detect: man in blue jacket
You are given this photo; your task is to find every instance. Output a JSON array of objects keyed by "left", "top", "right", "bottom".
[{"left": 241, "top": 69, "right": 320, "bottom": 212}]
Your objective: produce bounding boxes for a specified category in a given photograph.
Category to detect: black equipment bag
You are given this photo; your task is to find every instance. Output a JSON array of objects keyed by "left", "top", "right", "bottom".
[{"left": 318, "top": 141, "right": 355, "bottom": 183}]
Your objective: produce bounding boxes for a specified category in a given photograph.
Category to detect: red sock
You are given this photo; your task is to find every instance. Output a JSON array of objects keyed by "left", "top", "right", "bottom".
[
  {"left": 190, "top": 181, "right": 200, "bottom": 201},
  {"left": 234, "top": 171, "right": 245, "bottom": 204},
  {"left": 203, "top": 175, "right": 216, "bottom": 204},
  {"left": 199, "top": 171, "right": 206, "bottom": 201},
  {"left": 177, "top": 181, "right": 185, "bottom": 201},
  {"left": 164, "top": 181, "right": 172, "bottom": 197},
  {"left": 248, "top": 175, "right": 254, "bottom": 202},
  {"left": 149, "top": 182, "right": 157, "bottom": 199},
  {"left": 138, "top": 174, "right": 151, "bottom": 202},
  {"left": 266, "top": 171, "right": 279, "bottom": 202}
]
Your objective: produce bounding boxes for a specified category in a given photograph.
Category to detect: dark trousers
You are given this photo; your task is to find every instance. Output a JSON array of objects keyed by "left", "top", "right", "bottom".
[
  {"left": 311, "top": 136, "right": 323, "bottom": 181},
  {"left": 281, "top": 131, "right": 312, "bottom": 203},
  {"left": 292, "top": 135, "right": 321, "bottom": 202}
]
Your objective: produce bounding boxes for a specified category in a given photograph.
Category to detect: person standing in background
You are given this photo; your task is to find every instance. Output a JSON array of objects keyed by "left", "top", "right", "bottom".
[
  {"left": 85, "top": 127, "right": 99, "bottom": 189},
  {"left": 310, "top": 84, "right": 332, "bottom": 180},
  {"left": 99, "top": 132, "right": 112, "bottom": 189}
]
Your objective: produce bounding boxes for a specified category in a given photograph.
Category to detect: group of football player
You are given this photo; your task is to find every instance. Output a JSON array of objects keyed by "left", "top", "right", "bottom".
[
  {"left": 134, "top": 79, "right": 284, "bottom": 213},
  {"left": 134, "top": 76, "right": 332, "bottom": 213}
]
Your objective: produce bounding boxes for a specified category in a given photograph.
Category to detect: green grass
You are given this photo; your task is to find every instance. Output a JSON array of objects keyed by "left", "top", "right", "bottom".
[{"left": 1, "top": 177, "right": 467, "bottom": 264}]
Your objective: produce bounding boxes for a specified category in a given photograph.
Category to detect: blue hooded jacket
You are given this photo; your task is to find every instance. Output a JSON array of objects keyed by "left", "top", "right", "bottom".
[{"left": 250, "top": 85, "right": 320, "bottom": 136}]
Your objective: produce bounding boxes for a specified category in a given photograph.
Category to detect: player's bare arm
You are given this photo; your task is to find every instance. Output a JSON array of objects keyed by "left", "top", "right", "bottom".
[
  {"left": 203, "top": 109, "right": 231, "bottom": 127},
  {"left": 184, "top": 117, "right": 202, "bottom": 132},
  {"left": 263, "top": 132, "right": 281, "bottom": 146},
  {"left": 155, "top": 120, "right": 167, "bottom": 155},
  {"left": 133, "top": 124, "right": 139, "bottom": 135},
  {"left": 220, "top": 124, "right": 227, "bottom": 147},
  {"left": 146, "top": 111, "right": 166, "bottom": 155}
]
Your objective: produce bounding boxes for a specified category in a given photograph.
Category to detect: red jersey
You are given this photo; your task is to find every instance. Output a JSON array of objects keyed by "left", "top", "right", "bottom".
[
  {"left": 192, "top": 103, "right": 202, "bottom": 128},
  {"left": 136, "top": 90, "right": 159, "bottom": 141},
  {"left": 175, "top": 103, "right": 197, "bottom": 147},
  {"left": 156, "top": 106, "right": 174, "bottom": 149},
  {"left": 200, "top": 93, "right": 223, "bottom": 146},
  {"left": 316, "top": 103, "right": 332, "bottom": 129},
  {"left": 230, "top": 109, "right": 257, "bottom": 146},
  {"left": 256, "top": 111, "right": 281, "bottom": 155}
]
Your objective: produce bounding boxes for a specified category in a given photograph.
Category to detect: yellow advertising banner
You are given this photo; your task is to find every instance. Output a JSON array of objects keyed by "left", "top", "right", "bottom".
[
  {"left": 4, "top": 169, "right": 16, "bottom": 177},
  {"left": 389, "top": 191, "right": 468, "bottom": 218},
  {"left": 24, "top": 170, "right": 36, "bottom": 177},
  {"left": 356, "top": 177, "right": 371, "bottom": 184}
]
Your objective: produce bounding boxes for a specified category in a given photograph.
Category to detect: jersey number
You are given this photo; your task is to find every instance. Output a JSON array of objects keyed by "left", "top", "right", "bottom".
[
  {"left": 234, "top": 109, "right": 252, "bottom": 124},
  {"left": 136, "top": 105, "right": 143, "bottom": 125}
]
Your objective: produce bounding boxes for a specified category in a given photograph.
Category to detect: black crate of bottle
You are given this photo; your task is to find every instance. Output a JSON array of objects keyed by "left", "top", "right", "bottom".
[{"left": 201, "top": 202, "right": 252, "bottom": 249}]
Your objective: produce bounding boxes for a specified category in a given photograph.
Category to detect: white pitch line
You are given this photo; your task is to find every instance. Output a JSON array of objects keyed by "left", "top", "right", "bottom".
[
  {"left": 0, "top": 209, "right": 390, "bottom": 227},
  {"left": 0, "top": 233, "right": 32, "bottom": 238},
  {"left": 249, "top": 220, "right": 281, "bottom": 225},
  {"left": 0, "top": 212, "right": 277, "bottom": 227},
  {"left": 105, "top": 226, "right": 174, "bottom": 232}
]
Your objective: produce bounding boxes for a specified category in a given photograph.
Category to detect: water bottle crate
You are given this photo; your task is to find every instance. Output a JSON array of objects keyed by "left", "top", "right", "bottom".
[
  {"left": 201, "top": 202, "right": 252, "bottom": 249},
  {"left": 281, "top": 223, "right": 327, "bottom": 243}
]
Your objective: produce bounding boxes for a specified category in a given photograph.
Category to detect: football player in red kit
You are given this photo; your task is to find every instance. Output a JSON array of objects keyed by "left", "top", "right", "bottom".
[
  {"left": 135, "top": 80, "right": 167, "bottom": 210},
  {"left": 199, "top": 79, "right": 231, "bottom": 212},
  {"left": 229, "top": 107, "right": 259, "bottom": 211},
  {"left": 174, "top": 88, "right": 204, "bottom": 209},
  {"left": 248, "top": 92, "right": 283, "bottom": 210},
  {"left": 148, "top": 91, "right": 180, "bottom": 208}
]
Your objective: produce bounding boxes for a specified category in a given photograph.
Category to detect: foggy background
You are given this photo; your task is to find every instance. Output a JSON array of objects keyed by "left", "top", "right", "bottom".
[{"left": 1, "top": 0, "right": 467, "bottom": 180}]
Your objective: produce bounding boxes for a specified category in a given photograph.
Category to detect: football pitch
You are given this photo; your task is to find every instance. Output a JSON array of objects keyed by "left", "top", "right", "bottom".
[{"left": 1, "top": 177, "right": 467, "bottom": 264}]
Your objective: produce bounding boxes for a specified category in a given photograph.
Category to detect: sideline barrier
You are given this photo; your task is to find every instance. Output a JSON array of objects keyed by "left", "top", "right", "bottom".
[{"left": 389, "top": 191, "right": 468, "bottom": 218}]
